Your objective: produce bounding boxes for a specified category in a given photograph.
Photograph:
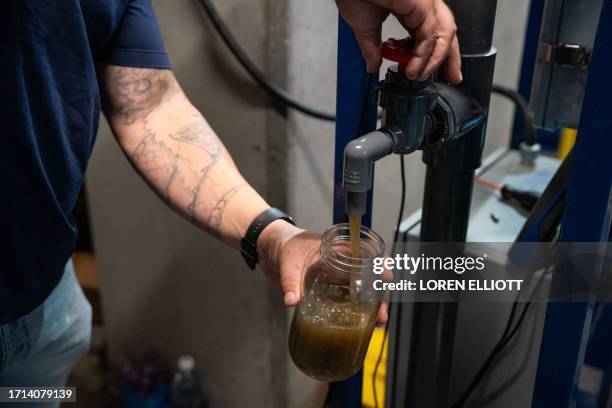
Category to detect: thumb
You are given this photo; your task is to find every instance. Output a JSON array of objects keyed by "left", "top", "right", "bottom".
[
  {"left": 353, "top": 26, "right": 383, "bottom": 73},
  {"left": 280, "top": 263, "right": 302, "bottom": 306}
]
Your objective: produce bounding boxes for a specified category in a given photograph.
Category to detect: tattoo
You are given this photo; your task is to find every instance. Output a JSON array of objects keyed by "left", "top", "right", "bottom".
[
  {"left": 131, "top": 125, "right": 180, "bottom": 195},
  {"left": 131, "top": 119, "right": 230, "bottom": 233},
  {"left": 164, "top": 148, "right": 182, "bottom": 198},
  {"left": 170, "top": 117, "right": 221, "bottom": 159},
  {"left": 114, "top": 68, "right": 240, "bottom": 236},
  {"left": 131, "top": 122, "right": 198, "bottom": 203},
  {"left": 205, "top": 184, "right": 244, "bottom": 236},
  {"left": 109, "top": 67, "right": 175, "bottom": 125},
  {"left": 186, "top": 161, "right": 217, "bottom": 222}
]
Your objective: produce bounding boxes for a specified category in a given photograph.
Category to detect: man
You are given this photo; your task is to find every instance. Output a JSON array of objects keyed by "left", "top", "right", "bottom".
[{"left": 0, "top": 0, "right": 459, "bottom": 391}]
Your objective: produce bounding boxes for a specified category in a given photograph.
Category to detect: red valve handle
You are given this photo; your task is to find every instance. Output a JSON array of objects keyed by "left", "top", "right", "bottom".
[{"left": 382, "top": 37, "right": 416, "bottom": 69}]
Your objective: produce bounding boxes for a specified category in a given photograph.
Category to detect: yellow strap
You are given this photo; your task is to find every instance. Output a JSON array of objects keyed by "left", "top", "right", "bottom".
[
  {"left": 362, "top": 327, "right": 388, "bottom": 408},
  {"left": 558, "top": 128, "right": 577, "bottom": 160}
]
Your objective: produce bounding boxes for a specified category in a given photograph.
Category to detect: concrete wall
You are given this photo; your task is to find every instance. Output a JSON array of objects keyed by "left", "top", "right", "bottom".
[{"left": 87, "top": 1, "right": 287, "bottom": 406}]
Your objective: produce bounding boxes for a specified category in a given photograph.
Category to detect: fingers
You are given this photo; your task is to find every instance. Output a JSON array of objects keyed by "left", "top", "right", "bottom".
[
  {"left": 277, "top": 236, "right": 319, "bottom": 307},
  {"left": 353, "top": 26, "right": 384, "bottom": 73},
  {"left": 392, "top": 0, "right": 436, "bottom": 80},
  {"left": 417, "top": 9, "right": 454, "bottom": 80},
  {"left": 444, "top": 35, "right": 462, "bottom": 83},
  {"left": 336, "top": 0, "right": 390, "bottom": 73},
  {"left": 337, "top": 0, "right": 461, "bottom": 80},
  {"left": 427, "top": 1, "right": 461, "bottom": 82},
  {"left": 391, "top": 0, "right": 462, "bottom": 82},
  {"left": 280, "top": 266, "right": 301, "bottom": 306},
  {"left": 376, "top": 264, "right": 393, "bottom": 326},
  {"left": 376, "top": 302, "right": 389, "bottom": 326}
]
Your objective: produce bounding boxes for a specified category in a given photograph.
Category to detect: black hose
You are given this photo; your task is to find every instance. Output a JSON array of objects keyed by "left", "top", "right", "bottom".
[
  {"left": 491, "top": 84, "right": 536, "bottom": 146},
  {"left": 196, "top": 0, "right": 336, "bottom": 122},
  {"left": 358, "top": 73, "right": 375, "bottom": 136}
]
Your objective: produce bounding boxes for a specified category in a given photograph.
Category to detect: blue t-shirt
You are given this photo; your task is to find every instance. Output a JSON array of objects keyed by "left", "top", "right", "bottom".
[{"left": 0, "top": 0, "right": 171, "bottom": 324}]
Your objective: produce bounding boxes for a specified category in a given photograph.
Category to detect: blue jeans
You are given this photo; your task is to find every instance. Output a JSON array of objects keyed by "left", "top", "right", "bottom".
[{"left": 0, "top": 260, "right": 92, "bottom": 406}]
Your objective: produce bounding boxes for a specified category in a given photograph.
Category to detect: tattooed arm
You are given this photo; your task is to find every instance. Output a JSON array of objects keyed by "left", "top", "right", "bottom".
[
  {"left": 99, "top": 66, "right": 266, "bottom": 246},
  {"left": 98, "top": 66, "right": 314, "bottom": 301},
  {"left": 97, "top": 65, "right": 389, "bottom": 320}
]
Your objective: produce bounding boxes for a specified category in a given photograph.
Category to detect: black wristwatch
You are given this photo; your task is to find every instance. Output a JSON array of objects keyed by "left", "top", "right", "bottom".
[{"left": 240, "top": 208, "right": 295, "bottom": 270}]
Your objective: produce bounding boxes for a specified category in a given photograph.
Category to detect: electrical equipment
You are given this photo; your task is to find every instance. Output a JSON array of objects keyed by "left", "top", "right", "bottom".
[{"left": 401, "top": 148, "right": 561, "bottom": 242}]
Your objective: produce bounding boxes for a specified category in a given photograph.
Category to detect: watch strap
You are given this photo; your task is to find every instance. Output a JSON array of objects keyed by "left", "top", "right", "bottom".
[{"left": 240, "top": 208, "right": 294, "bottom": 270}]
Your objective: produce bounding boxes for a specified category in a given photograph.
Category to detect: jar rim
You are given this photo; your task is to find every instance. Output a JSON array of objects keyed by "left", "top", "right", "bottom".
[{"left": 321, "top": 223, "right": 385, "bottom": 275}]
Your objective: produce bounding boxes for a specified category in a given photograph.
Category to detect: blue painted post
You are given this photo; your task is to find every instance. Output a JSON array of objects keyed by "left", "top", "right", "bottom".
[
  {"left": 580, "top": 304, "right": 612, "bottom": 406},
  {"left": 329, "top": 15, "right": 378, "bottom": 408},
  {"left": 332, "top": 16, "right": 378, "bottom": 228},
  {"left": 531, "top": 0, "right": 612, "bottom": 406}
]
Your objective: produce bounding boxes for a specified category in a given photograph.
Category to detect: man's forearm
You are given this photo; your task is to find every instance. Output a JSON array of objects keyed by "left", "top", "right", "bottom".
[{"left": 101, "top": 67, "right": 269, "bottom": 248}]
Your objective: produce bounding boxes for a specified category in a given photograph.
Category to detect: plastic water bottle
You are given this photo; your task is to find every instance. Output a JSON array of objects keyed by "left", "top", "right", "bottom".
[{"left": 170, "top": 355, "right": 206, "bottom": 408}]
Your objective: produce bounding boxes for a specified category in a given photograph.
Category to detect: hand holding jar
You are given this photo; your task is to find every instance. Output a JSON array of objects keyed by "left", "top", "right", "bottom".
[{"left": 288, "top": 223, "right": 386, "bottom": 382}]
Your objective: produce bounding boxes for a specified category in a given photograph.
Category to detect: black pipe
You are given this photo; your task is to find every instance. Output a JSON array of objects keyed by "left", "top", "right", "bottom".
[
  {"left": 420, "top": 169, "right": 475, "bottom": 241},
  {"left": 446, "top": 0, "right": 497, "bottom": 55},
  {"left": 404, "top": 1, "right": 498, "bottom": 407}
]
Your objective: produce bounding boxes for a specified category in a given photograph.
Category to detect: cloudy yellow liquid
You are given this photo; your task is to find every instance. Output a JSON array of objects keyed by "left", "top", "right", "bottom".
[
  {"left": 349, "top": 215, "right": 361, "bottom": 260},
  {"left": 288, "top": 282, "right": 377, "bottom": 381}
]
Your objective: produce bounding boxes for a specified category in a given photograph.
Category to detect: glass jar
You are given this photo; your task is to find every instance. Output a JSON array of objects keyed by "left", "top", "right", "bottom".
[{"left": 288, "top": 223, "right": 385, "bottom": 382}]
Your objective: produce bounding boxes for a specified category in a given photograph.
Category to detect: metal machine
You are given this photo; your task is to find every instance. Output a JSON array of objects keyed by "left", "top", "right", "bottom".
[{"left": 330, "top": 0, "right": 611, "bottom": 406}]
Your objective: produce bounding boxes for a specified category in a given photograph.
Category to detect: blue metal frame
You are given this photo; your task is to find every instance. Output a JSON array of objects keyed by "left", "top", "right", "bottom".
[
  {"left": 579, "top": 304, "right": 612, "bottom": 407},
  {"left": 329, "top": 16, "right": 378, "bottom": 408},
  {"left": 332, "top": 17, "right": 378, "bottom": 227},
  {"left": 531, "top": 0, "right": 612, "bottom": 406}
]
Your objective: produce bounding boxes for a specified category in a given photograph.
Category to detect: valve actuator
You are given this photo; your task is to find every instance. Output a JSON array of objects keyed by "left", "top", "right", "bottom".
[{"left": 343, "top": 38, "right": 486, "bottom": 216}]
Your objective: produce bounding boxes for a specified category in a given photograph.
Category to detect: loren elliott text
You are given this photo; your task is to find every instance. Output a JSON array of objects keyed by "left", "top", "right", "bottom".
[{"left": 374, "top": 279, "right": 524, "bottom": 292}]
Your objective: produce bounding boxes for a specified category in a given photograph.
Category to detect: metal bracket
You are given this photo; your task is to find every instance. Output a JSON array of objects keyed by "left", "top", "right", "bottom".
[{"left": 541, "top": 42, "right": 591, "bottom": 70}]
